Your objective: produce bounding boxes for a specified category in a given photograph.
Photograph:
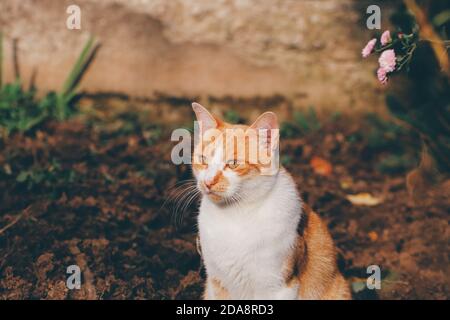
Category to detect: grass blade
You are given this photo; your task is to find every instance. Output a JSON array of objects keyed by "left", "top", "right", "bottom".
[
  {"left": 61, "top": 35, "right": 96, "bottom": 98},
  {"left": 57, "top": 35, "right": 98, "bottom": 120},
  {"left": 12, "top": 38, "right": 20, "bottom": 81}
]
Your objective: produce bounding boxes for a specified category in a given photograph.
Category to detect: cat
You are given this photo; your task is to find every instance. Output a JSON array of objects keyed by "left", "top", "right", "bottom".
[{"left": 191, "top": 102, "right": 351, "bottom": 300}]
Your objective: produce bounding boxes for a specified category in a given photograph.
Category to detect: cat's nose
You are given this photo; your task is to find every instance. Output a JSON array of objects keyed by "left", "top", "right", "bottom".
[
  {"left": 203, "top": 173, "right": 221, "bottom": 191},
  {"left": 203, "top": 178, "right": 217, "bottom": 190},
  {"left": 204, "top": 180, "right": 214, "bottom": 189}
]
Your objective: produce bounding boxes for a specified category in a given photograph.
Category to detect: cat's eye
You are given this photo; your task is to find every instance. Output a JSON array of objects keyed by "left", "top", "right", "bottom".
[{"left": 226, "top": 159, "right": 239, "bottom": 169}]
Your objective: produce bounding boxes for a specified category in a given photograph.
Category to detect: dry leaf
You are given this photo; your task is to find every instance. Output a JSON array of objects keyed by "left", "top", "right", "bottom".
[
  {"left": 310, "top": 156, "right": 333, "bottom": 176},
  {"left": 84, "top": 196, "right": 97, "bottom": 207},
  {"left": 340, "top": 177, "right": 353, "bottom": 189},
  {"left": 350, "top": 279, "right": 367, "bottom": 294},
  {"left": 346, "top": 193, "right": 383, "bottom": 206},
  {"left": 368, "top": 231, "right": 378, "bottom": 242}
]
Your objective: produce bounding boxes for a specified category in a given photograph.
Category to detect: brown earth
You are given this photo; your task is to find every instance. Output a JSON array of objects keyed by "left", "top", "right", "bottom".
[{"left": 0, "top": 100, "right": 448, "bottom": 300}]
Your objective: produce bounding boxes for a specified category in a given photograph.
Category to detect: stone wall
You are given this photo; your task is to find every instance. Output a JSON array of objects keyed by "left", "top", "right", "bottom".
[{"left": 0, "top": 0, "right": 396, "bottom": 112}]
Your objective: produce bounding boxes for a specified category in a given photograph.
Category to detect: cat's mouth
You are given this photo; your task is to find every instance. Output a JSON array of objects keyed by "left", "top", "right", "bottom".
[
  {"left": 202, "top": 188, "right": 223, "bottom": 199},
  {"left": 204, "top": 190, "right": 241, "bottom": 205},
  {"left": 199, "top": 186, "right": 226, "bottom": 202},
  {"left": 197, "top": 181, "right": 237, "bottom": 204},
  {"left": 207, "top": 192, "right": 224, "bottom": 202}
]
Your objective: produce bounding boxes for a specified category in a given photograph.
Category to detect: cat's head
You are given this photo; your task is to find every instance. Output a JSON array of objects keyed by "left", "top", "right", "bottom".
[{"left": 191, "top": 102, "right": 280, "bottom": 205}]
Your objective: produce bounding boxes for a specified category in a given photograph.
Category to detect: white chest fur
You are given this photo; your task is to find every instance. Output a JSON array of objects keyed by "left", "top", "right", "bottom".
[{"left": 198, "top": 170, "right": 302, "bottom": 299}]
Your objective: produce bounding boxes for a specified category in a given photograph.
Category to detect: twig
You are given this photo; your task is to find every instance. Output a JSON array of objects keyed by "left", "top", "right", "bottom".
[
  {"left": 420, "top": 39, "right": 450, "bottom": 46},
  {"left": 396, "top": 43, "right": 417, "bottom": 71},
  {"left": 0, "top": 211, "right": 25, "bottom": 236},
  {"left": 404, "top": 0, "right": 449, "bottom": 75},
  {"left": 0, "top": 204, "right": 35, "bottom": 236},
  {"left": 383, "top": 279, "right": 410, "bottom": 286},
  {"left": 12, "top": 38, "right": 20, "bottom": 81}
]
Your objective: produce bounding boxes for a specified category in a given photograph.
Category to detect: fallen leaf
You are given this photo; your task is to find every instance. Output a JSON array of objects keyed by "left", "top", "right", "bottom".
[
  {"left": 368, "top": 231, "right": 378, "bottom": 242},
  {"left": 84, "top": 196, "right": 97, "bottom": 207},
  {"left": 3, "top": 164, "right": 12, "bottom": 175},
  {"left": 128, "top": 136, "right": 139, "bottom": 148},
  {"left": 350, "top": 279, "right": 367, "bottom": 293},
  {"left": 310, "top": 156, "right": 333, "bottom": 176},
  {"left": 346, "top": 193, "right": 383, "bottom": 206},
  {"left": 340, "top": 177, "right": 353, "bottom": 189}
]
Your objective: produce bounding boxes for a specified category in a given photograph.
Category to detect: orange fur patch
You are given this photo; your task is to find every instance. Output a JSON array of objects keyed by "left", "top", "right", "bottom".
[
  {"left": 283, "top": 204, "right": 351, "bottom": 300},
  {"left": 211, "top": 278, "right": 230, "bottom": 300}
]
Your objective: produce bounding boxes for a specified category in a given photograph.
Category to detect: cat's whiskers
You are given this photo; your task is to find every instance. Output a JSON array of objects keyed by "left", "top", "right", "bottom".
[
  {"left": 165, "top": 184, "right": 196, "bottom": 212},
  {"left": 172, "top": 185, "right": 199, "bottom": 226},
  {"left": 164, "top": 180, "right": 200, "bottom": 228},
  {"left": 179, "top": 189, "right": 201, "bottom": 224}
]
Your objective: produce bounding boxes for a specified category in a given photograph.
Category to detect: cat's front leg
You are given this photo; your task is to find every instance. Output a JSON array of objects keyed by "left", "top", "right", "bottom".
[
  {"left": 253, "top": 283, "right": 299, "bottom": 300},
  {"left": 203, "top": 278, "right": 215, "bottom": 300},
  {"left": 203, "top": 277, "right": 230, "bottom": 300}
]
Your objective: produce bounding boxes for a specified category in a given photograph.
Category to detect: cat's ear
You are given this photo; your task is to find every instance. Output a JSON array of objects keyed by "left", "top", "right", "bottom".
[
  {"left": 192, "top": 102, "right": 221, "bottom": 134},
  {"left": 250, "top": 112, "right": 278, "bottom": 131},
  {"left": 250, "top": 112, "right": 279, "bottom": 147}
]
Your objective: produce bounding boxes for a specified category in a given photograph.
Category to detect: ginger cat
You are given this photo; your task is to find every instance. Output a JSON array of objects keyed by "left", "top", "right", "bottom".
[{"left": 191, "top": 102, "right": 350, "bottom": 300}]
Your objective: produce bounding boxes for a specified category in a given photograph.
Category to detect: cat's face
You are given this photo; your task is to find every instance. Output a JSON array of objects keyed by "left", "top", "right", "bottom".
[{"left": 191, "top": 103, "right": 279, "bottom": 205}]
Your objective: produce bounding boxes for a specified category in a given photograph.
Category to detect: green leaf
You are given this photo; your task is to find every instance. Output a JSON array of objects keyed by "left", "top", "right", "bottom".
[
  {"left": 351, "top": 281, "right": 367, "bottom": 294},
  {"left": 61, "top": 36, "right": 96, "bottom": 98},
  {"left": 16, "top": 171, "right": 29, "bottom": 182},
  {"left": 432, "top": 10, "right": 450, "bottom": 27}
]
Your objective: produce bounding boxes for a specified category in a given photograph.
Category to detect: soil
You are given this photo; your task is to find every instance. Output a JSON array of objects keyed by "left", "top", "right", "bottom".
[{"left": 0, "top": 102, "right": 448, "bottom": 300}]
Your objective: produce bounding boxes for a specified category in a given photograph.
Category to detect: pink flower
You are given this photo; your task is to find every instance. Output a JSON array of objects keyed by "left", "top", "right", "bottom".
[
  {"left": 362, "top": 38, "right": 377, "bottom": 58},
  {"left": 378, "top": 49, "right": 396, "bottom": 73},
  {"left": 380, "top": 30, "right": 392, "bottom": 45},
  {"left": 377, "top": 67, "right": 388, "bottom": 85}
]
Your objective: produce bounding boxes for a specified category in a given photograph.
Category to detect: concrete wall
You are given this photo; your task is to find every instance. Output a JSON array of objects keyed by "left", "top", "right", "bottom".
[{"left": 0, "top": 0, "right": 395, "bottom": 112}]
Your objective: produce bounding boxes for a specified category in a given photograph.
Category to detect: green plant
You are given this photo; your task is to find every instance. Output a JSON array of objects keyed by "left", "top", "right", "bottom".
[
  {"left": 15, "top": 159, "right": 77, "bottom": 190},
  {"left": 56, "top": 36, "right": 96, "bottom": 121},
  {"left": 0, "top": 34, "right": 97, "bottom": 136},
  {"left": 0, "top": 81, "right": 57, "bottom": 134},
  {"left": 364, "top": 113, "right": 413, "bottom": 151},
  {"left": 386, "top": 2, "right": 449, "bottom": 175},
  {"left": 223, "top": 109, "right": 241, "bottom": 123},
  {"left": 362, "top": 1, "right": 449, "bottom": 202},
  {"left": 280, "top": 106, "right": 321, "bottom": 138},
  {"left": 377, "top": 154, "right": 416, "bottom": 174},
  {"left": 294, "top": 107, "right": 321, "bottom": 133}
]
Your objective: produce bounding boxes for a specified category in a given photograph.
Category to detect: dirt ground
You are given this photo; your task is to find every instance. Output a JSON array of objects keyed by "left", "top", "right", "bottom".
[{"left": 0, "top": 101, "right": 448, "bottom": 300}]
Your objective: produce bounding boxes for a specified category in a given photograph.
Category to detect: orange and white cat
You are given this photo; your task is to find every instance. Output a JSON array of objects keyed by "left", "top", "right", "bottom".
[{"left": 191, "top": 102, "right": 350, "bottom": 300}]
